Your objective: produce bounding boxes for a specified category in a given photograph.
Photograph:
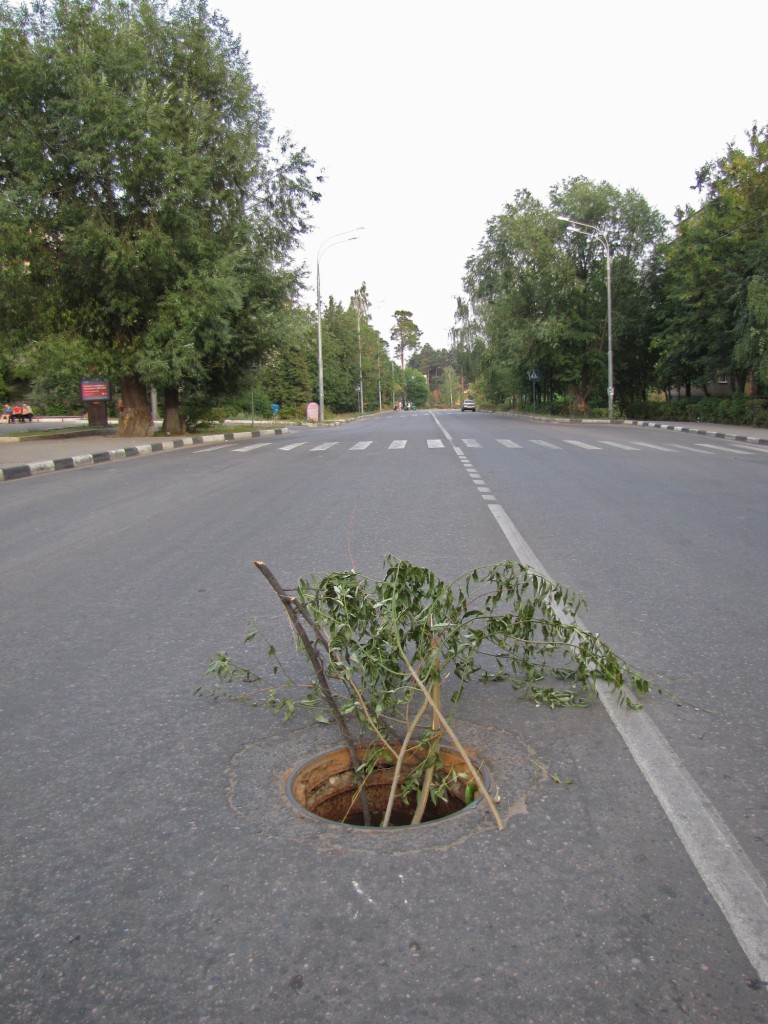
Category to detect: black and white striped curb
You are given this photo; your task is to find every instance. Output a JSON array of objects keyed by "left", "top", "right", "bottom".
[
  {"left": 625, "top": 420, "right": 768, "bottom": 445},
  {"left": 0, "top": 428, "right": 288, "bottom": 483}
]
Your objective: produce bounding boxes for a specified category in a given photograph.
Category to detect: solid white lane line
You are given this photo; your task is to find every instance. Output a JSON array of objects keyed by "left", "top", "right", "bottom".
[{"left": 486, "top": 501, "right": 768, "bottom": 984}]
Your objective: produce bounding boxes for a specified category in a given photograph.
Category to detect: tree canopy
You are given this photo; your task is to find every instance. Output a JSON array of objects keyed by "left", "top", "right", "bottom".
[
  {"left": 0, "top": 0, "right": 320, "bottom": 433},
  {"left": 461, "top": 178, "right": 667, "bottom": 413}
]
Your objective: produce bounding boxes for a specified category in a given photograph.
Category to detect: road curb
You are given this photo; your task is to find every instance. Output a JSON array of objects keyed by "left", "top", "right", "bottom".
[
  {"left": 625, "top": 419, "right": 768, "bottom": 445},
  {"left": 0, "top": 428, "right": 288, "bottom": 483}
]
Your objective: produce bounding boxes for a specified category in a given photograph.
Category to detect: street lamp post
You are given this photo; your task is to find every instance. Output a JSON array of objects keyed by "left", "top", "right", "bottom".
[
  {"left": 353, "top": 292, "right": 365, "bottom": 414},
  {"left": 316, "top": 228, "right": 363, "bottom": 422},
  {"left": 558, "top": 216, "right": 614, "bottom": 419}
]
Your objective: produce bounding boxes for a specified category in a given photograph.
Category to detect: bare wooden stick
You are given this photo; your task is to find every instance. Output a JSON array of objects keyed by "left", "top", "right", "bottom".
[{"left": 254, "top": 560, "right": 371, "bottom": 827}]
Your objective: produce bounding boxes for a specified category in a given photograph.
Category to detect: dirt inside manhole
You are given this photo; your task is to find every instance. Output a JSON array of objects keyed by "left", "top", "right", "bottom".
[{"left": 286, "top": 744, "right": 490, "bottom": 828}]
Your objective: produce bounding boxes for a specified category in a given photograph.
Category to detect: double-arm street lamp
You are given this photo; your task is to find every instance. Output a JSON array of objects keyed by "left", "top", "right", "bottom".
[
  {"left": 316, "top": 228, "right": 363, "bottom": 422},
  {"left": 558, "top": 216, "right": 614, "bottom": 419}
]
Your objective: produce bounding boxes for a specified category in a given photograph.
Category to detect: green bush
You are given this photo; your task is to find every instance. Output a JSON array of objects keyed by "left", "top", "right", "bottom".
[{"left": 623, "top": 395, "right": 768, "bottom": 426}]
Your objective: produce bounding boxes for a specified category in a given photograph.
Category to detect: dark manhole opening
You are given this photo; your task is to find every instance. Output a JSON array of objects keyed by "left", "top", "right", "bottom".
[{"left": 286, "top": 745, "right": 490, "bottom": 828}]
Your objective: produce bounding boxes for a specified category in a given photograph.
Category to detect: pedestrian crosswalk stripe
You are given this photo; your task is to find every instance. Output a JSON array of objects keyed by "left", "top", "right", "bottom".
[
  {"left": 234, "top": 443, "right": 271, "bottom": 452},
  {"left": 695, "top": 443, "right": 754, "bottom": 455},
  {"left": 462, "top": 439, "right": 481, "bottom": 447},
  {"left": 350, "top": 441, "right": 373, "bottom": 450},
  {"left": 634, "top": 441, "right": 679, "bottom": 452},
  {"left": 600, "top": 441, "right": 641, "bottom": 450},
  {"left": 530, "top": 440, "right": 560, "bottom": 449},
  {"left": 280, "top": 442, "right": 307, "bottom": 450},
  {"left": 389, "top": 440, "right": 407, "bottom": 449},
  {"left": 310, "top": 442, "right": 339, "bottom": 451},
  {"left": 427, "top": 439, "right": 444, "bottom": 448},
  {"left": 497, "top": 439, "right": 522, "bottom": 448},
  {"left": 564, "top": 440, "right": 601, "bottom": 450}
]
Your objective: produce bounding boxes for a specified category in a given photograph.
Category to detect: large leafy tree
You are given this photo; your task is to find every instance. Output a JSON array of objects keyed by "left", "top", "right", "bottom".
[
  {"left": 0, "top": 0, "right": 319, "bottom": 434},
  {"left": 655, "top": 125, "right": 768, "bottom": 394},
  {"left": 462, "top": 180, "right": 665, "bottom": 412}
]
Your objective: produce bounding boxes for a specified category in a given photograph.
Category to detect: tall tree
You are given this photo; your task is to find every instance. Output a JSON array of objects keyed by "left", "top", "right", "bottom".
[
  {"left": 0, "top": 0, "right": 319, "bottom": 434},
  {"left": 462, "top": 180, "right": 665, "bottom": 412},
  {"left": 390, "top": 310, "right": 422, "bottom": 369},
  {"left": 655, "top": 125, "right": 768, "bottom": 394}
]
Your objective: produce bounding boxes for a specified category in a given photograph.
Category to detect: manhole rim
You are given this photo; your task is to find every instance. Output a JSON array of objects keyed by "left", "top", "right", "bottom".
[{"left": 285, "top": 742, "right": 493, "bottom": 829}]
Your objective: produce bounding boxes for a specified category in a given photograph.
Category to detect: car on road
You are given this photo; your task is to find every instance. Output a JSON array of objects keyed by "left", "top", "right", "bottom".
[{"left": 460, "top": 397, "right": 477, "bottom": 411}]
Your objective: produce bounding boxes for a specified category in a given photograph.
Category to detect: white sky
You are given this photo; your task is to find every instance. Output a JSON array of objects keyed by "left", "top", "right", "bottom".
[{"left": 212, "top": 0, "right": 765, "bottom": 352}]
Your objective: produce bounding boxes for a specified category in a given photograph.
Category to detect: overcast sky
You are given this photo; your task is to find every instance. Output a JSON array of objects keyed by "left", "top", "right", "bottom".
[{"left": 212, "top": 0, "right": 765, "bottom": 352}]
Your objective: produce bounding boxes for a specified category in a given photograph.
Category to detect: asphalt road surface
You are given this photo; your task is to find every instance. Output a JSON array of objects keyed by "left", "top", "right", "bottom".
[{"left": 2, "top": 410, "right": 767, "bottom": 1023}]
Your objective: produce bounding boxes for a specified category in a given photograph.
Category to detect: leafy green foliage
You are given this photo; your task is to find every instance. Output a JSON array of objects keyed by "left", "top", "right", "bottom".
[
  {"left": 203, "top": 558, "right": 650, "bottom": 827},
  {"left": 655, "top": 124, "right": 768, "bottom": 394},
  {"left": 0, "top": 0, "right": 320, "bottom": 430},
  {"left": 459, "top": 179, "right": 667, "bottom": 412}
]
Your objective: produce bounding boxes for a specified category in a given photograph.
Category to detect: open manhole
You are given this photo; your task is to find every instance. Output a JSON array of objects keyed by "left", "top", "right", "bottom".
[{"left": 286, "top": 744, "right": 491, "bottom": 828}]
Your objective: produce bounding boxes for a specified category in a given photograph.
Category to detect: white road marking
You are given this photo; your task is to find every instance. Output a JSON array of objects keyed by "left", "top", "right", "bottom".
[
  {"left": 564, "top": 440, "right": 601, "bottom": 450},
  {"left": 192, "top": 444, "right": 232, "bottom": 453},
  {"left": 280, "top": 442, "right": 307, "bottom": 450},
  {"left": 350, "top": 441, "right": 373, "bottom": 450},
  {"left": 427, "top": 439, "right": 445, "bottom": 448},
  {"left": 486, "top": 500, "right": 768, "bottom": 984},
  {"left": 600, "top": 441, "right": 641, "bottom": 451},
  {"left": 633, "top": 441, "right": 679, "bottom": 452},
  {"left": 730, "top": 442, "right": 768, "bottom": 454},
  {"left": 310, "top": 442, "right": 339, "bottom": 451},
  {"left": 388, "top": 440, "right": 407, "bottom": 449},
  {"left": 233, "top": 443, "right": 271, "bottom": 452},
  {"left": 696, "top": 443, "right": 755, "bottom": 455},
  {"left": 497, "top": 439, "right": 523, "bottom": 448},
  {"left": 462, "top": 439, "right": 481, "bottom": 447},
  {"left": 530, "top": 440, "right": 560, "bottom": 449},
  {"left": 668, "top": 444, "right": 712, "bottom": 455}
]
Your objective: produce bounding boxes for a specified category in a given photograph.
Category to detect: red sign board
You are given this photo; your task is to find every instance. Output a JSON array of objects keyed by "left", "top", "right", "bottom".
[{"left": 80, "top": 379, "right": 110, "bottom": 402}]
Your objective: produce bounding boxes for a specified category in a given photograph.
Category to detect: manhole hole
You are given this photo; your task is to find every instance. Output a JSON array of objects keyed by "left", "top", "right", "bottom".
[{"left": 286, "top": 744, "right": 491, "bottom": 828}]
